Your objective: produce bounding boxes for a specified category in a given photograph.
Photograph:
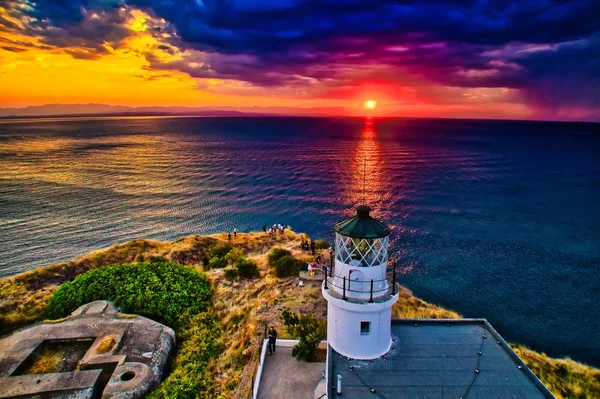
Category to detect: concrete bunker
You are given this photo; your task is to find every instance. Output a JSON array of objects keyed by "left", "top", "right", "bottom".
[{"left": 0, "top": 300, "right": 175, "bottom": 399}]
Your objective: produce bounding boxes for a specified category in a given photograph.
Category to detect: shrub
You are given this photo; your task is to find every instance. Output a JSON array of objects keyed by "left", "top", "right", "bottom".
[
  {"left": 282, "top": 310, "right": 326, "bottom": 362},
  {"left": 203, "top": 243, "right": 234, "bottom": 265},
  {"left": 224, "top": 248, "right": 245, "bottom": 265},
  {"left": 207, "top": 256, "right": 228, "bottom": 270},
  {"left": 267, "top": 248, "right": 292, "bottom": 267},
  {"left": 147, "top": 312, "right": 225, "bottom": 399},
  {"left": 223, "top": 267, "right": 239, "bottom": 281},
  {"left": 314, "top": 239, "right": 331, "bottom": 250},
  {"left": 46, "top": 261, "right": 212, "bottom": 327},
  {"left": 236, "top": 258, "right": 259, "bottom": 279},
  {"left": 274, "top": 255, "right": 305, "bottom": 278}
]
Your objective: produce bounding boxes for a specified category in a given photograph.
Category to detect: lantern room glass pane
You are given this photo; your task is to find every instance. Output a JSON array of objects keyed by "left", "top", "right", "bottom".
[{"left": 335, "top": 233, "right": 388, "bottom": 267}]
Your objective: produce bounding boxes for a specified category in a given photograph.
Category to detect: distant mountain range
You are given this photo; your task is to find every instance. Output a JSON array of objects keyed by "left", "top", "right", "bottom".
[{"left": 0, "top": 104, "right": 348, "bottom": 118}]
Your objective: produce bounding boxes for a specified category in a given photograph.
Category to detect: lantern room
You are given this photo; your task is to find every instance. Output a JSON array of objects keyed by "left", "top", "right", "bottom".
[
  {"left": 334, "top": 205, "right": 390, "bottom": 268},
  {"left": 329, "top": 205, "right": 393, "bottom": 302}
]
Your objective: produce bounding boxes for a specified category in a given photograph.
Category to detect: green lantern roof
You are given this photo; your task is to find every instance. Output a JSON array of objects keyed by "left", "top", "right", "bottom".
[{"left": 334, "top": 205, "right": 391, "bottom": 238}]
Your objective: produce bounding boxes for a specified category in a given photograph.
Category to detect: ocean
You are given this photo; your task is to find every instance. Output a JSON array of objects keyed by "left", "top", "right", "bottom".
[{"left": 0, "top": 116, "right": 598, "bottom": 365}]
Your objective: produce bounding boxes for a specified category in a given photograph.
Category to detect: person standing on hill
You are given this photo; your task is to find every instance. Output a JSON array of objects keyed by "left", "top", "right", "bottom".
[
  {"left": 268, "top": 326, "right": 277, "bottom": 355},
  {"left": 263, "top": 225, "right": 267, "bottom": 233},
  {"left": 310, "top": 239, "right": 316, "bottom": 255},
  {"left": 233, "top": 227, "right": 237, "bottom": 237}
]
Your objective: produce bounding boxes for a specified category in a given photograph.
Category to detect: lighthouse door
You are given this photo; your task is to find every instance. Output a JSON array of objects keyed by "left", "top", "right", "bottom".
[{"left": 348, "top": 270, "right": 365, "bottom": 297}]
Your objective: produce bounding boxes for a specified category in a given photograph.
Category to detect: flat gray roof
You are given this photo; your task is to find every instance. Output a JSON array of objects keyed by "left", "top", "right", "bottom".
[{"left": 328, "top": 319, "right": 554, "bottom": 399}]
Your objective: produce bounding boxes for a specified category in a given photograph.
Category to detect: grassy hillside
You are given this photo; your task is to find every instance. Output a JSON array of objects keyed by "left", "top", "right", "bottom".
[{"left": 1, "top": 231, "right": 598, "bottom": 398}]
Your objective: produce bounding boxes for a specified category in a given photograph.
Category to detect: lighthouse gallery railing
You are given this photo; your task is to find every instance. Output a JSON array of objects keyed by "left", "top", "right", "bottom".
[{"left": 324, "top": 263, "right": 398, "bottom": 303}]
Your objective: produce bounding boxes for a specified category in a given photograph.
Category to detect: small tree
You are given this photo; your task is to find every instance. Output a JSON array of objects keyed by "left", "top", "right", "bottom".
[
  {"left": 207, "top": 256, "right": 228, "bottom": 270},
  {"left": 225, "top": 248, "right": 245, "bottom": 265},
  {"left": 267, "top": 248, "right": 292, "bottom": 267},
  {"left": 236, "top": 258, "right": 259, "bottom": 279},
  {"left": 223, "top": 267, "right": 238, "bottom": 281},
  {"left": 203, "top": 243, "right": 234, "bottom": 266},
  {"left": 282, "top": 310, "right": 326, "bottom": 362},
  {"left": 274, "top": 255, "right": 305, "bottom": 278}
]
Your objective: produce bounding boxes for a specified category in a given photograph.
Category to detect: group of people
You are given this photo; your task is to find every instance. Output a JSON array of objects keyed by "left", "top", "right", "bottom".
[
  {"left": 301, "top": 239, "right": 316, "bottom": 255},
  {"left": 307, "top": 253, "right": 332, "bottom": 277},
  {"left": 227, "top": 227, "right": 238, "bottom": 240},
  {"left": 264, "top": 223, "right": 286, "bottom": 236}
]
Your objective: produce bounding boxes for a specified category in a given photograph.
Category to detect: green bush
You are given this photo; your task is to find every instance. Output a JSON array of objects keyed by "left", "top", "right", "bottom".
[
  {"left": 46, "top": 261, "right": 212, "bottom": 327},
  {"left": 236, "top": 258, "right": 259, "bottom": 279},
  {"left": 267, "top": 248, "right": 292, "bottom": 267},
  {"left": 274, "top": 255, "right": 305, "bottom": 278},
  {"left": 203, "top": 243, "right": 234, "bottom": 265},
  {"left": 314, "top": 239, "right": 331, "bottom": 250},
  {"left": 147, "top": 312, "right": 224, "bottom": 399},
  {"left": 207, "top": 256, "right": 228, "bottom": 270},
  {"left": 223, "top": 267, "right": 239, "bottom": 281},
  {"left": 282, "top": 310, "right": 326, "bottom": 362},
  {"left": 224, "top": 248, "right": 245, "bottom": 265}
]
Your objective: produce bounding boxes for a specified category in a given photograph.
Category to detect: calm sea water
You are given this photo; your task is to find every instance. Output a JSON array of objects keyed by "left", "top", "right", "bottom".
[{"left": 0, "top": 116, "right": 598, "bottom": 365}]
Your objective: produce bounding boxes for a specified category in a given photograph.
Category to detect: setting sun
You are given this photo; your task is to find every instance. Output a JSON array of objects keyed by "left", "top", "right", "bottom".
[{"left": 364, "top": 100, "right": 377, "bottom": 109}]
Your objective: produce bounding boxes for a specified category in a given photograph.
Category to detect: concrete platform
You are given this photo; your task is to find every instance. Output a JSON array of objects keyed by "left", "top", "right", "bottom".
[
  {"left": 257, "top": 346, "right": 325, "bottom": 399},
  {"left": 299, "top": 269, "right": 326, "bottom": 281}
]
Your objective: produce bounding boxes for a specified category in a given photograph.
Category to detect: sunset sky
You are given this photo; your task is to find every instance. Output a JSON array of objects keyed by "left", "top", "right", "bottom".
[{"left": 0, "top": 0, "right": 598, "bottom": 121}]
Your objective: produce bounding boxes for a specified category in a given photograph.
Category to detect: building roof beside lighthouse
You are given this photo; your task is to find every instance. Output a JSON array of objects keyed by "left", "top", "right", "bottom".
[
  {"left": 334, "top": 205, "right": 391, "bottom": 238},
  {"left": 327, "top": 319, "right": 554, "bottom": 399}
]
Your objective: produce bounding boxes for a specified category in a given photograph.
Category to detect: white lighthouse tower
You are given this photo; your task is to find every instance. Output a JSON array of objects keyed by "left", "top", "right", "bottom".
[{"left": 322, "top": 205, "right": 399, "bottom": 359}]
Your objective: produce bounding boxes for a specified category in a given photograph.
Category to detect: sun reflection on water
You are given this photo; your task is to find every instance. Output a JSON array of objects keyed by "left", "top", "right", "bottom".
[{"left": 342, "top": 118, "right": 392, "bottom": 220}]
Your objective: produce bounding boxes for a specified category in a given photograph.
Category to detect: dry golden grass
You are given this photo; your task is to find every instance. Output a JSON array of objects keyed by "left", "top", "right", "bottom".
[
  {"left": 392, "top": 286, "right": 462, "bottom": 319},
  {"left": 2, "top": 230, "right": 599, "bottom": 399},
  {"left": 116, "top": 313, "right": 138, "bottom": 319},
  {"left": 511, "top": 345, "right": 600, "bottom": 399},
  {"left": 197, "top": 231, "right": 327, "bottom": 397},
  {"left": 42, "top": 317, "right": 66, "bottom": 324},
  {"left": 96, "top": 336, "right": 117, "bottom": 354}
]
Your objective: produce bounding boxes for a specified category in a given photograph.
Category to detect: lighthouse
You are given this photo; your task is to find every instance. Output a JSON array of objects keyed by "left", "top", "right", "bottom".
[{"left": 322, "top": 205, "right": 399, "bottom": 360}]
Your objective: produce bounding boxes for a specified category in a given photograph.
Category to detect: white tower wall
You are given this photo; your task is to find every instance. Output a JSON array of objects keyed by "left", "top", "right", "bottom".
[{"left": 324, "top": 285, "right": 398, "bottom": 359}]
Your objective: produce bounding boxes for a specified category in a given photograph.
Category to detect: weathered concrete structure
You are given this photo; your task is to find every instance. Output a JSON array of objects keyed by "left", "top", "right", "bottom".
[{"left": 0, "top": 300, "right": 174, "bottom": 398}]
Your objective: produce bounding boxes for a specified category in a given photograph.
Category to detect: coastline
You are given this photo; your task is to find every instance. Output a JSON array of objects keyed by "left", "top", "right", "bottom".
[{"left": 1, "top": 230, "right": 598, "bottom": 398}]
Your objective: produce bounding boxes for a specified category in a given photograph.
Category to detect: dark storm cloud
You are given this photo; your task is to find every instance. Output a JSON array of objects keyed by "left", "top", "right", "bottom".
[
  {"left": 518, "top": 34, "right": 600, "bottom": 108},
  {"left": 1, "top": 46, "right": 27, "bottom": 52},
  {"left": 156, "top": 44, "right": 175, "bottom": 55},
  {"left": 2, "top": 0, "right": 599, "bottom": 112}
]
